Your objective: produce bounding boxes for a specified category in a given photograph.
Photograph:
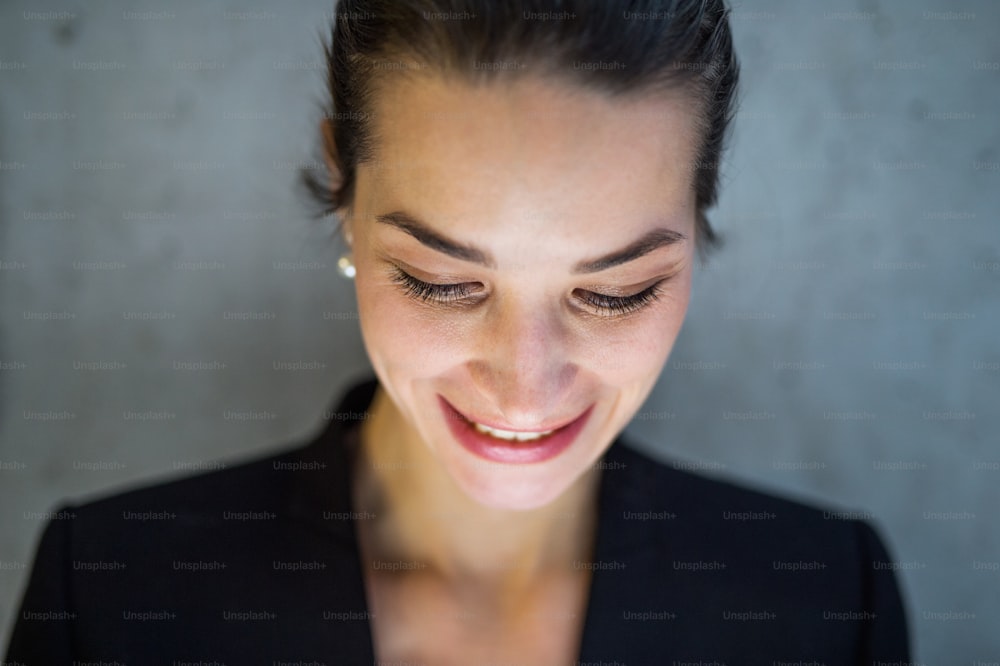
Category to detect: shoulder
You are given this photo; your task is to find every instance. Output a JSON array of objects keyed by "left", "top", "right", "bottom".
[
  {"left": 6, "top": 431, "right": 371, "bottom": 662},
  {"left": 31, "top": 431, "right": 359, "bottom": 584},
  {"left": 583, "top": 438, "right": 911, "bottom": 661},
  {"left": 601, "top": 436, "right": 903, "bottom": 602},
  {"left": 59, "top": 377, "right": 379, "bottom": 526},
  {"left": 608, "top": 436, "right": 877, "bottom": 537},
  {"left": 63, "top": 442, "right": 305, "bottom": 531}
]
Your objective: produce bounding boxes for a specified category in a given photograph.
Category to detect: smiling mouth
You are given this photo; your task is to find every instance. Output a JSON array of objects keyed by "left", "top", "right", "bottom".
[
  {"left": 440, "top": 395, "right": 594, "bottom": 463},
  {"left": 448, "top": 402, "right": 577, "bottom": 442},
  {"left": 468, "top": 421, "right": 555, "bottom": 442}
]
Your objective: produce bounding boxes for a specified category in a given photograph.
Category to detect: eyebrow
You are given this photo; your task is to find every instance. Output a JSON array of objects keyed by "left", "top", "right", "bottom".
[
  {"left": 377, "top": 211, "right": 495, "bottom": 268},
  {"left": 375, "top": 210, "right": 686, "bottom": 274},
  {"left": 572, "top": 226, "right": 686, "bottom": 273}
]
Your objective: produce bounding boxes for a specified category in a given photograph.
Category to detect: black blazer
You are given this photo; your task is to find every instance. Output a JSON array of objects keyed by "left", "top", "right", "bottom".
[{"left": 6, "top": 377, "right": 910, "bottom": 664}]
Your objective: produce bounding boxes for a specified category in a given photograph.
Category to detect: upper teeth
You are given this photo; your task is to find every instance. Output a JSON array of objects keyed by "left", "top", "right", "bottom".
[{"left": 473, "top": 422, "right": 555, "bottom": 442}]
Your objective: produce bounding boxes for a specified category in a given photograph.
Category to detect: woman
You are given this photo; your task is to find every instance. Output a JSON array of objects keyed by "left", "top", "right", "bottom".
[{"left": 7, "top": 1, "right": 910, "bottom": 663}]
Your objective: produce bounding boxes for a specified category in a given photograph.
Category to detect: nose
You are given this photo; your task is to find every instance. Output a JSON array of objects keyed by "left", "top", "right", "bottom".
[{"left": 467, "top": 294, "right": 577, "bottom": 428}]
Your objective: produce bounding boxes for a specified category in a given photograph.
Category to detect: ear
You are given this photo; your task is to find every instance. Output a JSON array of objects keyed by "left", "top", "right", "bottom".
[
  {"left": 320, "top": 117, "right": 344, "bottom": 190},
  {"left": 320, "top": 117, "right": 352, "bottom": 245}
]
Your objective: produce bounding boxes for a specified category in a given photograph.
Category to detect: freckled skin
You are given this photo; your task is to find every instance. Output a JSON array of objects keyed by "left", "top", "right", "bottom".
[
  {"left": 347, "top": 73, "right": 699, "bottom": 510},
  {"left": 338, "top": 72, "right": 704, "bottom": 664}
]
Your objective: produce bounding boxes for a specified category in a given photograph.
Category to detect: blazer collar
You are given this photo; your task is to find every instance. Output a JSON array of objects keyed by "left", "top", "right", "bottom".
[{"left": 284, "top": 376, "right": 377, "bottom": 544}]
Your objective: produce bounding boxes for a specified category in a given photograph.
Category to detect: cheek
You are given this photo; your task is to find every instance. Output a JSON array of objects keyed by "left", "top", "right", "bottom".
[
  {"left": 574, "top": 280, "right": 691, "bottom": 386},
  {"left": 354, "top": 270, "right": 468, "bottom": 379}
]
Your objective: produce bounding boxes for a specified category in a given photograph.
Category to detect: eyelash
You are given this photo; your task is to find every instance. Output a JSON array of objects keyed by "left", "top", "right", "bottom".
[
  {"left": 388, "top": 266, "right": 479, "bottom": 303},
  {"left": 387, "top": 266, "right": 666, "bottom": 317},
  {"left": 577, "top": 283, "right": 664, "bottom": 316}
]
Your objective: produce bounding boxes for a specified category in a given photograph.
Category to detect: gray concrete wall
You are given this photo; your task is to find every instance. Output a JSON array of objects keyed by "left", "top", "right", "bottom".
[{"left": 1, "top": 1, "right": 997, "bottom": 661}]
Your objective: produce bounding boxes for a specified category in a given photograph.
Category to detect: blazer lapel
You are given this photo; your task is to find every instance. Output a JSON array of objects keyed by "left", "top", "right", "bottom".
[
  {"left": 283, "top": 377, "right": 379, "bottom": 662},
  {"left": 576, "top": 438, "right": 669, "bottom": 662}
]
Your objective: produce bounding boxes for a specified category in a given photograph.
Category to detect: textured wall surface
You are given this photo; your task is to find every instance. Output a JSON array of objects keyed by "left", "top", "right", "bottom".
[{"left": 1, "top": 0, "right": 998, "bottom": 660}]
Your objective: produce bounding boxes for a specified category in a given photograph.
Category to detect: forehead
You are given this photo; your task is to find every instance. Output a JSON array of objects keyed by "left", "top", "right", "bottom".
[{"left": 358, "top": 73, "right": 701, "bottom": 231}]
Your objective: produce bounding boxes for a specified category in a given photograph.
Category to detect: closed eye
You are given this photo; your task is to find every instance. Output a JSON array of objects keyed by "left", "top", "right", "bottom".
[
  {"left": 388, "top": 265, "right": 670, "bottom": 317},
  {"left": 573, "top": 281, "right": 666, "bottom": 317},
  {"left": 388, "top": 266, "right": 481, "bottom": 304}
]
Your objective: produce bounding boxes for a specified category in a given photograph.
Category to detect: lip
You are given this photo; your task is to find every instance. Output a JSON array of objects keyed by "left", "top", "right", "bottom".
[{"left": 438, "top": 395, "right": 593, "bottom": 464}]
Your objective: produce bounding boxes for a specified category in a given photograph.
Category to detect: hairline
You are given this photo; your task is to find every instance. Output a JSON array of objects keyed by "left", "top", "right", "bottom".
[{"left": 356, "top": 56, "right": 709, "bottom": 194}]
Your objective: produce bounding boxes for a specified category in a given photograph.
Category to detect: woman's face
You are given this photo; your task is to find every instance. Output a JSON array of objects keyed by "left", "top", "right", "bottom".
[{"left": 345, "top": 73, "right": 701, "bottom": 510}]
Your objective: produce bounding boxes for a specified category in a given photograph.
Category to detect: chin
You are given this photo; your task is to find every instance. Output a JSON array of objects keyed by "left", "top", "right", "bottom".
[{"left": 447, "top": 462, "right": 582, "bottom": 512}]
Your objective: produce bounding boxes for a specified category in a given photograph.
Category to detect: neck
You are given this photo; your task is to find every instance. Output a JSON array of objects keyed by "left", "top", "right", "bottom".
[{"left": 351, "top": 385, "right": 602, "bottom": 589}]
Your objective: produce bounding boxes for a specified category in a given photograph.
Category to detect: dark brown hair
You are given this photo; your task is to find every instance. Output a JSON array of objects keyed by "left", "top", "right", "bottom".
[{"left": 301, "top": 0, "right": 739, "bottom": 256}]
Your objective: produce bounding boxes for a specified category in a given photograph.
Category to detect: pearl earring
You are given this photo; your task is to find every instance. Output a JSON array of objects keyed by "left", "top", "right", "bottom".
[
  {"left": 337, "top": 227, "right": 355, "bottom": 279},
  {"left": 337, "top": 255, "right": 355, "bottom": 279}
]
